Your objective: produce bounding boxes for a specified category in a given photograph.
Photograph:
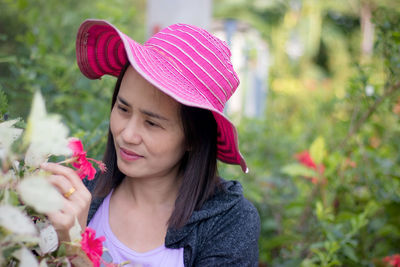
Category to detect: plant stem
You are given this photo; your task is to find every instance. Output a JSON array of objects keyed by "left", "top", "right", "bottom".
[
  {"left": 297, "top": 185, "right": 320, "bottom": 233},
  {"left": 341, "top": 81, "right": 400, "bottom": 149}
]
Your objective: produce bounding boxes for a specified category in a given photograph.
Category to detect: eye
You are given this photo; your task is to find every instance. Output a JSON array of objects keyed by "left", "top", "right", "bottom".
[
  {"left": 146, "top": 120, "right": 159, "bottom": 127},
  {"left": 117, "top": 105, "right": 128, "bottom": 112}
]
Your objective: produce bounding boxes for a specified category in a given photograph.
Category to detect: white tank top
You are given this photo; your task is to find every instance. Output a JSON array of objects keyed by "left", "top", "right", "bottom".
[{"left": 88, "top": 191, "right": 184, "bottom": 267}]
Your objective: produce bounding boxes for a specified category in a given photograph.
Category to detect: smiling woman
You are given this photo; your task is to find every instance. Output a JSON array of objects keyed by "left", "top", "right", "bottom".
[
  {"left": 110, "top": 66, "right": 186, "bottom": 181},
  {"left": 43, "top": 19, "right": 260, "bottom": 266}
]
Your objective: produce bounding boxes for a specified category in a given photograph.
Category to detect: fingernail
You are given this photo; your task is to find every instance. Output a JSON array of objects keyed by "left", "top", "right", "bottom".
[{"left": 40, "top": 162, "right": 48, "bottom": 168}]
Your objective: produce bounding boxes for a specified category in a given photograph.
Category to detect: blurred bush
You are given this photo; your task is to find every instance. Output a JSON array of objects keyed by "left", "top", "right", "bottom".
[
  {"left": 1, "top": 0, "right": 400, "bottom": 266},
  {"left": 0, "top": 0, "right": 145, "bottom": 158},
  {"left": 216, "top": 1, "right": 400, "bottom": 266}
]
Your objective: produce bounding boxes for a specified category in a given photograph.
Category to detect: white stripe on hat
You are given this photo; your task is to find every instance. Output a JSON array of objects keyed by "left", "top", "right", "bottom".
[
  {"left": 148, "top": 40, "right": 225, "bottom": 107},
  {"left": 173, "top": 28, "right": 235, "bottom": 90},
  {"left": 177, "top": 23, "right": 231, "bottom": 61},
  {"left": 160, "top": 31, "right": 233, "bottom": 92},
  {"left": 131, "top": 45, "right": 182, "bottom": 95},
  {"left": 156, "top": 33, "right": 228, "bottom": 98},
  {"left": 130, "top": 42, "right": 215, "bottom": 108},
  {"left": 177, "top": 24, "right": 239, "bottom": 85}
]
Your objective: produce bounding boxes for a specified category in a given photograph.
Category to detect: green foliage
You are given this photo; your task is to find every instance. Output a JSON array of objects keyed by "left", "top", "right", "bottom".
[
  {"left": 2, "top": 0, "right": 400, "bottom": 266},
  {"left": 0, "top": 89, "right": 7, "bottom": 118},
  {"left": 281, "top": 163, "right": 317, "bottom": 177},
  {"left": 217, "top": 1, "right": 400, "bottom": 266},
  {"left": 309, "top": 137, "right": 325, "bottom": 165},
  {"left": 0, "top": 0, "right": 145, "bottom": 160}
]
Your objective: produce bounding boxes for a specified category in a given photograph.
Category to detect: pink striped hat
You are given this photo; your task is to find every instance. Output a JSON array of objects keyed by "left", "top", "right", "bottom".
[{"left": 76, "top": 19, "right": 247, "bottom": 172}]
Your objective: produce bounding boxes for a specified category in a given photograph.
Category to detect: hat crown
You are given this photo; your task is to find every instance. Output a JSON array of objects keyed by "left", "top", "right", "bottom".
[
  {"left": 144, "top": 23, "right": 239, "bottom": 112},
  {"left": 76, "top": 19, "right": 247, "bottom": 171}
]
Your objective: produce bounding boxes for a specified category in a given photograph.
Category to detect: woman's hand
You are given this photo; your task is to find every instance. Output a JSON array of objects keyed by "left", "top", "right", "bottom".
[{"left": 41, "top": 162, "right": 92, "bottom": 243}]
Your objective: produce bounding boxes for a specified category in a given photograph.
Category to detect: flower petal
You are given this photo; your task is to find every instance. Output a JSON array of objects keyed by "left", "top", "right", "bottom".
[
  {"left": 23, "top": 91, "right": 71, "bottom": 167},
  {"left": 17, "top": 175, "right": 63, "bottom": 213},
  {"left": 68, "top": 138, "right": 85, "bottom": 156},
  {"left": 0, "top": 204, "right": 37, "bottom": 236}
]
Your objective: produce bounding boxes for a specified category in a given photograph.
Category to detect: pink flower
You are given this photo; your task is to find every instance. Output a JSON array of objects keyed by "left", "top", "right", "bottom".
[
  {"left": 295, "top": 150, "right": 325, "bottom": 184},
  {"left": 80, "top": 227, "right": 105, "bottom": 267},
  {"left": 384, "top": 254, "right": 400, "bottom": 267},
  {"left": 68, "top": 138, "right": 106, "bottom": 180}
]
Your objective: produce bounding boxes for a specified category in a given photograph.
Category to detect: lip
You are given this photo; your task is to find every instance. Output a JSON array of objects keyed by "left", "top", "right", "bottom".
[{"left": 119, "top": 147, "right": 143, "bottom": 161}]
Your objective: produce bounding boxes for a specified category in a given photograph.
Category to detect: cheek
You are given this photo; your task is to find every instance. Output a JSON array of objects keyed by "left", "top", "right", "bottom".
[
  {"left": 109, "top": 107, "right": 119, "bottom": 136},
  {"left": 148, "top": 133, "right": 185, "bottom": 159},
  {"left": 164, "top": 134, "right": 186, "bottom": 160}
]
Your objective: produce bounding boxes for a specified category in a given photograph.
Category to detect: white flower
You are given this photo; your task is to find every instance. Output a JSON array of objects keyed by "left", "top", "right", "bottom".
[
  {"left": 17, "top": 175, "right": 63, "bottom": 213},
  {"left": 69, "top": 217, "right": 83, "bottom": 242},
  {"left": 12, "top": 247, "right": 39, "bottom": 267},
  {"left": 365, "top": 85, "right": 374, "bottom": 96},
  {"left": 0, "top": 119, "right": 23, "bottom": 160},
  {"left": 23, "top": 91, "right": 71, "bottom": 167},
  {"left": 0, "top": 204, "right": 37, "bottom": 236},
  {"left": 38, "top": 224, "right": 59, "bottom": 254}
]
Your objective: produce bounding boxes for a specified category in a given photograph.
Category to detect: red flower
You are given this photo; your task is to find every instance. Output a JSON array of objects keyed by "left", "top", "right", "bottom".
[
  {"left": 80, "top": 227, "right": 106, "bottom": 267},
  {"left": 295, "top": 150, "right": 325, "bottom": 184},
  {"left": 384, "top": 254, "right": 400, "bottom": 267},
  {"left": 295, "top": 151, "right": 317, "bottom": 169},
  {"left": 344, "top": 157, "right": 357, "bottom": 168},
  {"left": 68, "top": 138, "right": 106, "bottom": 180}
]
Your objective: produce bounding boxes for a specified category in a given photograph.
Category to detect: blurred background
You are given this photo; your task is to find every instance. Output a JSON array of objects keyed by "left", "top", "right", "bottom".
[{"left": 1, "top": 0, "right": 400, "bottom": 266}]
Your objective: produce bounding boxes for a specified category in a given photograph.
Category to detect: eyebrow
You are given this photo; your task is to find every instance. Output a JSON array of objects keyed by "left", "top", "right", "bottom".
[{"left": 117, "top": 96, "right": 169, "bottom": 121}]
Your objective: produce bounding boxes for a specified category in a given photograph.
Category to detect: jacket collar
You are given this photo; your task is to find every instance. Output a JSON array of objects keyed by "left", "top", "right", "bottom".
[{"left": 165, "top": 179, "right": 243, "bottom": 246}]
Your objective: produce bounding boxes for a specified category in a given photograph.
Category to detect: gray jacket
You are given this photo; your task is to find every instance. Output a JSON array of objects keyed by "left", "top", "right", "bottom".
[{"left": 85, "top": 178, "right": 260, "bottom": 266}]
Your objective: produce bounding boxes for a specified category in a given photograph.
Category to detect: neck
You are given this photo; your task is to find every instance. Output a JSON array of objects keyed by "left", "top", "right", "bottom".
[{"left": 118, "top": 173, "right": 181, "bottom": 209}]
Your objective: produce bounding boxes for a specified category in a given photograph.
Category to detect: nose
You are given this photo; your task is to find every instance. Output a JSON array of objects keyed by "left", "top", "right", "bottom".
[{"left": 121, "top": 117, "right": 142, "bottom": 145}]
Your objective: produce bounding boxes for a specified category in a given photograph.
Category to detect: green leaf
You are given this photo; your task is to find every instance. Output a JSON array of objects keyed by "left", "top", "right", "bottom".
[
  {"left": 301, "top": 259, "right": 318, "bottom": 267},
  {"left": 6, "top": 189, "right": 20, "bottom": 206},
  {"left": 0, "top": 89, "right": 8, "bottom": 116},
  {"left": 310, "top": 136, "right": 326, "bottom": 165},
  {"left": 325, "top": 241, "right": 340, "bottom": 255},
  {"left": 327, "top": 260, "right": 342, "bottom": 267},
  {"left": 342, "top": 244, "right": 358, "bottom": 262},
  {"left": 56, "top": 244, "right": 66, "bottom": 258},
  {"left": 315, "top": 201, "right": 334, "bottom": 222},
  {"left": 281, "top": 163, "right": 317, "bottom": 177}
]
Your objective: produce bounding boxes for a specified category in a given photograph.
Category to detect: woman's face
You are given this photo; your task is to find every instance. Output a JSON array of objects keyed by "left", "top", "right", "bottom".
[{"left": 110, "top": 66, "right": 186, "bottom": 180}]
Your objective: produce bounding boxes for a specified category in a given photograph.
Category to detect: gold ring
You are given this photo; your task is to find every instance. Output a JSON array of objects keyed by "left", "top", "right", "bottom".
[{"left": 63, "top": 187, "right": 76, "bottom": 198}]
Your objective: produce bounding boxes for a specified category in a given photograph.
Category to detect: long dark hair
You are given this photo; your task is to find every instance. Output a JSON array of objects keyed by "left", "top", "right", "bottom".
[{"left": 94, "top": 63, "right": 220, "bottom": 229}]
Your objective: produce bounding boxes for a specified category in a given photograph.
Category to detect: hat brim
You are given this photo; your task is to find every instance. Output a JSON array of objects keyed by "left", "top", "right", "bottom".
[{"left": 76, "top": 19, "right": 247, "bottom": 172}]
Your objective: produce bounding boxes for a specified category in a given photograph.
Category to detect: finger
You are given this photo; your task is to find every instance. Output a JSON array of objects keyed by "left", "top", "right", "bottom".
[
  {"left": 47, "top": 199, "right": 88, "bottom": 240},
  {"left": 48, "top": 174, "right": 74, "bottom": 196},
  {"left": 47, "top": 174, "right": 81, "bottom": 202},
  {"left": 60, "top": 196, "right": 90, "bottom": 232},
  {"left": 47, "top": 211, "right": 75, "bottom": 242},
  {"left": 41, "top": 162, "right": 87, "bottom": 192},
  {"left": 49, "top": 199, "right": 80, "bottom": 223}
]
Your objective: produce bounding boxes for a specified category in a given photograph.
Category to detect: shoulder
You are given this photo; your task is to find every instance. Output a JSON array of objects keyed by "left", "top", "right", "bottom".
[
  {"left": 185, "top": 179, "right": 260, "bottom": 231},
  {"left": 192, "top": 179, "right": 260, "bottom": 266},
  {"left": 211, "top": 179, "right": 260, "bottom": 242},
  {"left": 210, "top": 179, "right": 260, "bottom": 233},
  {"left": 167, "top": 179, "right": 260, "bottom": 265}
]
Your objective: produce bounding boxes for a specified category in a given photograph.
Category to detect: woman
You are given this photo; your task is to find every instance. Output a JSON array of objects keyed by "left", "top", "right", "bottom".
[{"left": 42, "top": 19, "right": 260, "bottom": 266}]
